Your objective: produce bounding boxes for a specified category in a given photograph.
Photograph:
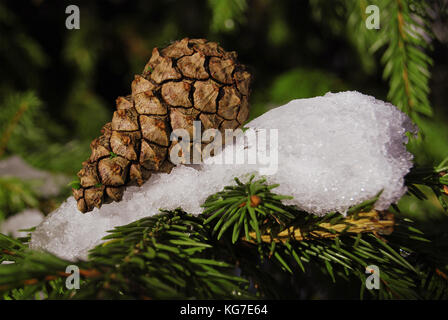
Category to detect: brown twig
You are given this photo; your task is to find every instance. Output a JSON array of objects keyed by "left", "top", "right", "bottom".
[{"left": 245, "top": 210, "right": 395, "bottom": 243}]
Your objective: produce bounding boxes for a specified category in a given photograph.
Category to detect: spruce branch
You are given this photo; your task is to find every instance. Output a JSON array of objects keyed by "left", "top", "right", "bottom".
[
  {"left": 0, "top": 91, "right": 90, "bottom": 174},
  {"left": 0, "top": 102, "right": 30, "bottom": 159},
  {"left": 203, "top": 177, "right": 448, "bottom": 299},
  {"left": 249, "top": 210, "right": 395, "bottom": 243},
  {"left": 203, "top": 177, "right": 392, "bottom": 244},
  {"left": 2, "top": 175, "right": 448, "bottom": 299},
  {"left": 379, "top": 0, "right": 433, "bottom": 122},
  {"left": 388, "top": 0, "right": 432, "bottom": 118},
  {"left": 345, "top": 0, "right": 380, "bottom": 73},
  {"left": 88, "top": 209, "right": 249, "bottom": 299},
  {"left": 343, "top": 0, "right": 434, "bottom": 124},
  {"left": 202, "top": 176, "right": 295, "bottom": 244},
  {"left": 0, "top": 91, "right": 40, "bottom": 159},
  {"left": 404, "top": 157, "right": 448, "bottom": 212},
  {"left": 0, "top": 210, "right": 250, "bottom": 299},
  {"left": 0, "top": 177, "right": 39, "bottom": 221},
  {"left": 243, "top": 214, "right": 445, "bottom": 299}
]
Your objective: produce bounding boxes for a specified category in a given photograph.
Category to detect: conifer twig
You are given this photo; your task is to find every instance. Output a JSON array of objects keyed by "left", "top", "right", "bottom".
[{"left": 0, "top": 102, "right": 29, "bottom": 158}]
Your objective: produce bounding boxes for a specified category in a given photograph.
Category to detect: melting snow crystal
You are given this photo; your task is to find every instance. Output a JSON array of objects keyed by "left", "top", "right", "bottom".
[{"left": 29, "top": 91, "right": 416, "bottom": 260}]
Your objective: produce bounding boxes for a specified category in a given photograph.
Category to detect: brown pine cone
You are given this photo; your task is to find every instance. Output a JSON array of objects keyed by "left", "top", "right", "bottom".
[{"left": 73, "top": 38, "right": 252, "bottom": 213}]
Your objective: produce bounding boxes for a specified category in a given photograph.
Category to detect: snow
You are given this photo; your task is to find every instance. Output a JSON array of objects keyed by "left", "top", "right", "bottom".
[
  {"left": 0, "top": 156, "right": 70, "bottom": 197},
  {"left": 1, "top": 209, "right": 44, "bottom": 238},
  {"left": 29, "top": 91, "right": 416, "bottom": 261}
]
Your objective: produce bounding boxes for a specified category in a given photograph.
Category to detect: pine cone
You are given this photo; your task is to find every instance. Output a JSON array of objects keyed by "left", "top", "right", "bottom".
[{"left": 73, "top": 38, "right": 252, "bottom": 213}]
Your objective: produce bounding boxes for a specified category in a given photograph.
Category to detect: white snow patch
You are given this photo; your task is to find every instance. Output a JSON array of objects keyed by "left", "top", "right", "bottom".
[
  {"left": 29, "top": 91, "right": 416, "bottom": 261},
  {"left": 1, "top": 209, "right": 44, "bottom": 238}
]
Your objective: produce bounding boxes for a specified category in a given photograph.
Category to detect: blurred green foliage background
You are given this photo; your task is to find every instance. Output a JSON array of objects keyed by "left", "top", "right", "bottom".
[{"left": 0, "top": 1, "right": 447, "bottom": 225}]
